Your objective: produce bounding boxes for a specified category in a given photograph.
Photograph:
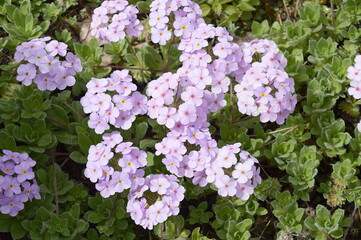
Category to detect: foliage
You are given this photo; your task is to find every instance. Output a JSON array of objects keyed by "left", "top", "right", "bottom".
[
  {"left": 305, "top": 205, "right": 349, "bottom": 240},
  {"left": 1, "top": 0, "right": 361, "bottom": 239}
]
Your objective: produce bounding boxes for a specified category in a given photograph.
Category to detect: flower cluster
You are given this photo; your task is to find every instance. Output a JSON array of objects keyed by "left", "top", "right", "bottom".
[
  {"left": 84, "top": 131, "right": 147, "bottom": 198},
  {"left": 84, "top": 132, "right": 185, "bottom": 229},
  {"left": 149, "top": 0, "right": 200, "bottom": 45},
  {"left": 80, "top": 70, "right": 147, "bottom": 134},
  {"left": 347, "top": 55, "right": 361, "bottom": 131},
  {"left": 156, "top": 135, "right": 260, "bottom": 199},
  {"left": 82, "top": 0, "right": 277, "bottom": 230},
  {"left": 233, "top": 39, "right": 297, "bottom": 124},
  {"left": 90, "top": 0, "right": 143, "bottom": 42},
  {"left": 127, "top": 174, "right": 184, "bottom": 229},
  {"left": 148, "top": 0, "right": 296, "bottom": 124},
  {"left": 146, "top": 71, "right": 262, "bottom": 199},
  {"left": 14, "top": 37, "right": 82, "bottom": 91},
  {"left": 144, "top": 0, "right": 261, "bottom": 200},
  {"left": 0, "top": 150, "right": 40, "bottom": 216}
]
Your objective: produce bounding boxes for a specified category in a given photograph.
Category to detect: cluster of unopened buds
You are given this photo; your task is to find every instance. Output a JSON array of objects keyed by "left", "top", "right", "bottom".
[
  {"left": 90, "top": 0, "right": 143, "bottom": 42},
  {"left": 14, "top": 37, "right": 82, "bottom": 91},
  {"left": 0, "top": 150, "right": 40, "bottom": 216},
  {"left": 347, "top": 55, "right": 361, "bottom": 131}
]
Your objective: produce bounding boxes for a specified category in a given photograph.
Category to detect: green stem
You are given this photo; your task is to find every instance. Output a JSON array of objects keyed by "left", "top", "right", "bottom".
[
  {"left": 239, "top": 115, "right": 256, "bottom": 122},
  {"left": 106, "top": 194, "right": 120, "bottom": 227},
  {"left": 64, "top": 102, "right": 83, "bottom": 121},
  {"left": 46, "top": 116, "right": 67, "bottom": 129},
  {"left": 52, "top": 155, "right": 59, "bottom": 216},
  {"left": 125, "top": 36, "right": 144, "bottom": 68},
  {"left": 95, "top": 65, "right": 165, "bottom": 72}
]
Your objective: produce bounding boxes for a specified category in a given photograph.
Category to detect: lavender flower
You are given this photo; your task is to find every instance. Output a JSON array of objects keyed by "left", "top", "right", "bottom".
[
  {"left": 83, "top": 0, "right": 268, "bottom": 230},
  {"left": 90, "top": 0, "right": 143, "bottom": 42},
  {"left": 127, "top": 174, "right": 185, "bottom": 230},
  {"left": 0, "top": 150, "right": 40, "bottom": 216},
  {"left": 81, "top": 70, "right": 147, "bottom": 134},
  {"left": 14, "top": 38, "right": 82, "bottom": 91}
]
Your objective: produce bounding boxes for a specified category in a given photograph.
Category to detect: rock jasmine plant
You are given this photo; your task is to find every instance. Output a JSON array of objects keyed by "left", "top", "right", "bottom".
[
  {"left": 1, "top": 0, "right": 361, "bottom": 239},
  {"left": 82, "top": 0, "right": 264, "bottom": 229}
]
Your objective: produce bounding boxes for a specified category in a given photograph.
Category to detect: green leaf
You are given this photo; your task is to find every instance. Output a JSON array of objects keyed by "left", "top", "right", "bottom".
[
  {"left": 78, "top": 133, "right": 93, "bottom": 154},
  {"left": 69, "top": 204, "right": 80, "bottom": 218},
  {"left": 47, "top": 104, "right": 69, "bottom": 126},
  {"left": 115, "top": 201, "right": 125, "bottom": 219},
  {"left": 256, "top": 207, "right": 268, "bottom": 215},
  {"left": 55, "top": 131, "right": 78, "bottom": 145},
  {"left": 191, "top": 227, "right": 212, "bottom": 240},
  {"left": 37, "top": 168, "right": 48, "bottom": 184},
  {"left": 135, "top": 122, "right": 148, "bottom": 139},
  {"left": 146, "top": 152, "right": 154, "bottom": 167},
  {"left": 0, "top": 131, "right": 16, "bottom": 151},
  {"left": 136, "top": 1, "right": 149, "bottom": 11},
  {"left": 143, "top": 45, "right": 164, "bottom": 70},
  {"left": 213, "top": 1, "right": 222, "bottom": 16},
  {"left": 85, "top": 212, "right": 103, "bottom": 223},
  {"left": 0, "top": 214, "right": 12, "bottom": 232},
  {"left": 140, "top": 139, "right": 157, "bottom": 149},
  {"left": 70, "top": 151, "right": 87, "bottom": 164},
  {"left": 200, "top": 4, "right": 211, "bottom": 16},
  {"left": 238, "top": 2, "right": 256, "bottom": 11},
  {"left": 224, "top": 5, "right": 238, "bottom": 16},
  {"left": 37, "top": 207, "right": 50, "bottom": 222},
  {"left": 37, "top": 134, "right": 53, "bottom": 147},
  {"left": 57, "top": 181, "right": 74, "bottom": 195},
  {"left": 10, "top": 222, "right": 26, "bottom": 239}
]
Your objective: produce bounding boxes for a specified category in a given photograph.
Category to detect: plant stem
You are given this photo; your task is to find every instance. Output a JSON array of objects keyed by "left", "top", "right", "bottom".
[
  {"left": 259, "top": 31, "right": 286, "bottom": 39},
  {"left": 249, "top": 126, "right": 299, "bottom": 137},
  {"left": 125, "top": 36, "right": 144, "bottom": 68},
  {"left": 266, "top": 125, "right": 299, "bottom": 135},
  {"left": 80, "top": 23, "right": 91, "bottom": 43},
  {"left": 46, "top": 116, "right": 67, "bottom": 129},
  {"left": 60, "top": 157, "right": 70, "bottom": 168},
  {"left": 343, "top": 206, "right": 358, "bottom": 240},
  {"left": 298, "top": 95, "right": 307, "bottom": 101},
  {"left": 259, "top": 218, "right": 271, "bottom": 240},
  {"left": 230, "top": 81, "right": 234, "bottom": 126},
  {"left": 261, "top": 125, "right": 299, "bottom": 148},
  {"left": 239, "top": 115, "right": 255, "bottom": 122},
  {"left": 283, "top": 0, "right": 291, "bottom": 20},
  {"left": 323, "top": 231, "right": 334, "bottom": 240},
  {"left": 160, "top": 222, "right": 164, "bottom": 240},
  {"left": 330, "top": 0, "right": 336, "bottom": 25},
  {"left": 52, "top": 156, "right": 59, "bottom": 216},
  {"left": 130, "top": 137, "right": 161, "bottom": 142},
  {"left": 95, "top": 65, "right": 165, "bottom": 72},
  {"left": 44, "top": 152, "right": 70, "bottom": 156},
  {"left": 106, "top": 194, "right": 120, "bottom": 227},
  {"left": 64, "top": 102, "right": 83, "bottom": 121}
]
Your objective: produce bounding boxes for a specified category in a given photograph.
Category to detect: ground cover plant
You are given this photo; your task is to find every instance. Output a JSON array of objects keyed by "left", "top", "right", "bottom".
[{"left": 1, "top": 0, "right": 361, "bottom": 239}]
